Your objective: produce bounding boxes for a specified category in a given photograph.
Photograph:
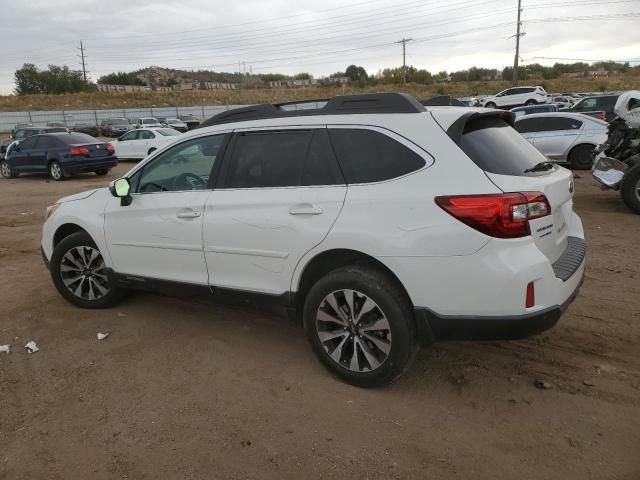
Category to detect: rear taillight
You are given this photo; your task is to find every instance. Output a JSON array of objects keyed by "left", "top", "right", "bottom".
[
  {"left": 595, "top": 113, "right": 606, "bottom": 121},
  {"left": 106, "top": 144, "right": 115, "bottom": 154},
  {"left": 69, "top": 146, "right": 89, "bottom": 156},
  {"left": 435, "top": 192, "right": 551, "bottom": 239}
]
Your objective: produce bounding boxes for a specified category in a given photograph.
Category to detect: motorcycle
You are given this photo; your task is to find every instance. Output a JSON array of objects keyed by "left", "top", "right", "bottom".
[{"left": 592, "top": 91, "right": 640, "bottom": 213}]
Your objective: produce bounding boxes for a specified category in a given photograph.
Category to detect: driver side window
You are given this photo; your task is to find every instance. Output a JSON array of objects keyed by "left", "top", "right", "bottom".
[{"left": 133, "top": 134, "right": 228, "bottom": 193}]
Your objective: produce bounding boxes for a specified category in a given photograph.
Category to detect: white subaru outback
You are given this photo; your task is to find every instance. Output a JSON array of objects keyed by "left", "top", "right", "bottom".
[{"left": 42, "top": 94, "right": 585, "bottom": 387}]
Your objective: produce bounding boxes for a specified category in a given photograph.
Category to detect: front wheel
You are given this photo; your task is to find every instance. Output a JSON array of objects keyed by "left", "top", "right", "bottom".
[
  {"left": 50, "top": 231, "right": 123, "bottom": 308},
  {"left": 303, "top": 264, "right": 417, "bottom": 387},
  {"left": 569, "top": 144, "right": 596, "bottom": 170},
  {"left": 620, "top": 165, "right": 640, "bottom": 214},
  {"left": 0, "top": 159, "right": 16, "bottom": 178},
  {"left": 525, "top": 99, "right": 537, "bottom": 106},
  {"left": 484, "top": 102, "right": 496, "bottom": 109},
  {"left": 49, "top": 161, "right": 65, "bottom": 181}
]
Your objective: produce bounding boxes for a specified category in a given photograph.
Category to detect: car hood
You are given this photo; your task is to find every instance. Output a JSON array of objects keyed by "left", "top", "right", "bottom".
[{"left": 57, "top": 188, "right": 100, "bottom": 204}]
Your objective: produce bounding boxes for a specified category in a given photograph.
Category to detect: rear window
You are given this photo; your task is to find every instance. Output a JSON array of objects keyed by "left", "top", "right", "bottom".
[
  {"left": 157, "top": 128, "right": 181, "bottom": 136},
  {"left": 329, "top": 128, "right": 426, "bottom": 183},
  {"left": 58, "top": 133, "right": 97, "bottom": 144},
  {"left": 459, "top": 117, "right": 546, "bottom": 176}
]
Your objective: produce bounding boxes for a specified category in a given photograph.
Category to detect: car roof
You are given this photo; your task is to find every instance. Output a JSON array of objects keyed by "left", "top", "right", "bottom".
[{"left": 513, "top": 112, "right": 607, "bottom": 124}]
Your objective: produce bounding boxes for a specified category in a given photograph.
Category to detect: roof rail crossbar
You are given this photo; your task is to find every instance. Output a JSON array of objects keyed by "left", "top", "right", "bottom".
[{"left": 199, "top": 93, "right": 425, "bottom": 128}]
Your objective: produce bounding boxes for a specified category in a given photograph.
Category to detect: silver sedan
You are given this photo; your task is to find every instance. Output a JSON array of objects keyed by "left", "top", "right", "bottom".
[{"left": 514, "top": 112, "right": 608, "bottom": 169}]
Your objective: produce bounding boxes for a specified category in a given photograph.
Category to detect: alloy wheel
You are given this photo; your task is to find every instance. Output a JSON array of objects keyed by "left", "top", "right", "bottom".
[
  {"left": 60, "top": 246, "right": 110, "bottom": 300},
  {"left": 50, "top": 162, "right": 62, "bottom": 180},
  {"left": 635, "top": 177, "right": 640, "bottom": 203},
  {"left": 316, "top": 289, "right": 392, "bottom": 372},
  {"left": 0, "top": 161, "right": 11, "bottom": 177}
]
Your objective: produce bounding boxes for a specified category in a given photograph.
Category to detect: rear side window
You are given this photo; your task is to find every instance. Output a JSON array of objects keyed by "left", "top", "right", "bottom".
[
  {"left": 515, "top": 118, "right": 545, "bottom": 133},
  {"left": 36, "top": 136, "right": 61, "bottom": 149},
  {"left": 226, "top": 130, "right": 312, "bottom": 188},
  {"left": 17, "top": 136, "right": 38, "bottom": 149},
  {"left": 329, "top": 129, "right": 425, "bottom": 183},
  {"left": 598, "top": 96, "right": 617, "bottom": 111},
  {"left": 459, "top": 117, "right": 546, "bottom": 176},
  {"left": 58, "top": 133, "right": 96, "bottom": 144},
  {"left": 301, "top": 130, "right": 344, "bottom": 186}
]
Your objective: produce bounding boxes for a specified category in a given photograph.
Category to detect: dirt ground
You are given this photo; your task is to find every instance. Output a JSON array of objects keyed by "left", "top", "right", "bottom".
[{"left": 1, "top": 162, "right": 639, "bottom": 480}]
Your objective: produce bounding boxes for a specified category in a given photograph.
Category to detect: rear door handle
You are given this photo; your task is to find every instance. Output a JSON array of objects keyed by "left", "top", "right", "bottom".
[
  {"left": 289, "top": 203, "right": 323, "bottom": 215},
  {"left": 176, "top": 210, "right": 201, "bottom": 219}
]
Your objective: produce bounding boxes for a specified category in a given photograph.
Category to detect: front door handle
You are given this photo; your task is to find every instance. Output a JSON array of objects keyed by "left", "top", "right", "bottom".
[
  {"left": 289, "top": 203, "right": 323, "bottom": 215},
  {"left": 176, "top": 210, "right": 201, "bottom": 219}
]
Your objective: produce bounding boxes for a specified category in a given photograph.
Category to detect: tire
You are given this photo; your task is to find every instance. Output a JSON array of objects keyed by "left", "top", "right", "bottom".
[
  {"left": 0, "top": 159, "right": 16, "bottom": 178},
  {"left": 148, "top": 148, "right": 157, "bottom": 155},
  {"left": 568, "top": 144, "right": 596, "bottom": 170},
  {"left": 525, "top": 99, "right": 537, "bottom": 106},
  {"left": 620, "top": 164, "right": 640, "bottom": 214},
  {"left": 95, "top": 169, "right": 109, "bottom": 176},
  {"left": 49, "top": 160, "right": 65, "bottom": 181},
  {"left": 50, "top": 231, "right": 123, "bottom": 308},
  {"left": 484, "top": 102, "right": 496, "bottom": 109},
  {"left": 303, "top": 264, "right": 418, "bottom": 388}
]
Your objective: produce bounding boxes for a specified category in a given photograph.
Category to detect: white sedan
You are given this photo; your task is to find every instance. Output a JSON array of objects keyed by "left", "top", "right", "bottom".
[
  {"left": 110, "top": 128, "right": 182, "bottom": 160},
  {"left": 514, "top": 112, "right": 608, "bottom": 169}
]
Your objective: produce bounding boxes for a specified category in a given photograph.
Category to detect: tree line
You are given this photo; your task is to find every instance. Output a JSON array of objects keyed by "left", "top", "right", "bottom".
[{"left": 12, "top": 61, "right": 639, "bottom": 95}]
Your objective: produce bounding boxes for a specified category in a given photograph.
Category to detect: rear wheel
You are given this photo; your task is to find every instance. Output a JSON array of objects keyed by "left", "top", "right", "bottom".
[
  {"left": 568, "top": 144, "right": 596, "bottom": 170},
  {"left": 49, "top": 161, "right": 65, "bottom": 181},
  {"left": 95, "top": 169, "right": 109, "bottom": 176},
  {"left": 525, "top": 99, "right": 537, "bottom": 106},
  {"left": 620, "top": 164, "right": 640, "bottom": 214},
  {"left": 0, "top": 159, "right": 16, "bottom": 178},
  {"left": 303, "top": 264, "right": 417, "bottom": 387},
  {"left": 50, "top": 231, "right": 122, "bottom": 308}
]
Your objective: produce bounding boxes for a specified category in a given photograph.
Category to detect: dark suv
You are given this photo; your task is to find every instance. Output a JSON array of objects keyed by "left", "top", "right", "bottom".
[
  {"left": 100, "top": 118, "right": 132, "bottom": 137},
  {"left": 1, "top": 127, "right": 68, "bottom": 159},
  {"left": 562, "top": 95, "right": 619, "bottom": 122}
]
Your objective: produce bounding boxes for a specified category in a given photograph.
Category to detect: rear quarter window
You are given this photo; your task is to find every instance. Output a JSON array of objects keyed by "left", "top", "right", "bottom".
[
  {"left": 328, "top": 128, "right": 426, "bottom": 183},
  {"left": 459, "top": 117, "right": 547, "bottom": 176}
]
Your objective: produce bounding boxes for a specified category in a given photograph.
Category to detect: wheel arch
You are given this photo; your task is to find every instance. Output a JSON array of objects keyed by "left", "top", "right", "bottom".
[
  {"left": 567, "top": 142, "right": 596, "bottom": 159},
  {"left": 53, "top": 223, "right": 90, "bottom": 249},
  {"left": 292, "top": 248, "right": 413, "bottom": 313}
]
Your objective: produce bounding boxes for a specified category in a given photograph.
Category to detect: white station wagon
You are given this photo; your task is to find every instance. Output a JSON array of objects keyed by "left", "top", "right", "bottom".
[{"left": 42, "top": 94, "right": 586, "bottom": 387}]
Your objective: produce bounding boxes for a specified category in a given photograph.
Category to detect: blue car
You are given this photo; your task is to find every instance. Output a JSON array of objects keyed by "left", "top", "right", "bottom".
[{"left": 0, "top": 132, "right": 118, "bottom": 181}]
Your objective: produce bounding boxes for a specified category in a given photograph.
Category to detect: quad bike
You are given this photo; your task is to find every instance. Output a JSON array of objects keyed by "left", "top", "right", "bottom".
[{"left": 592, "top": 91, "right": 640, "bottom": 213}]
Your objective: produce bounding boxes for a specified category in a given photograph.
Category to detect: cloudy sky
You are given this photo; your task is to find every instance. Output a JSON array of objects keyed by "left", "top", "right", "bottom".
[{"left": 1, "top": 0, "right": 639, "bottom": 93}]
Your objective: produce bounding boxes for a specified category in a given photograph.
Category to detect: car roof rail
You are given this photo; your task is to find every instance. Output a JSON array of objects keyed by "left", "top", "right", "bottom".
[{"left": 199, "top": 93, "right": 426, "bottom": 127}]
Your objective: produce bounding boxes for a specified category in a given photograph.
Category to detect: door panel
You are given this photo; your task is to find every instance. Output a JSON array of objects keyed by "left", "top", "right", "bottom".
[
  {"left": 204, "top": 186, "right": 346, "bottom": 294},
  {"left": 534, "top": 130, "right": 580, "bottom": 159},
  {"left": 104, "top": 192, "right": 212, "bottom": 284}
]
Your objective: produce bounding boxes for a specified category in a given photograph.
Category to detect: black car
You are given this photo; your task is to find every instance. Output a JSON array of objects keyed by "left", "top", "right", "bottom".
[
  {"left": 561, "top": 95, "right": 619, "bottom": 122},
  {"left": 178, "top": 114, "right": 201, "bottom": 130},
  {"left": 1, "top": 126, "right": 68, "bottom": 159},
  {"left": 0, "top": 132, "right": 118, "bottom": 181},
  {"left": 100, "top": 118, "right": 132, "bottom": 137},
  {"left": 73, "top": 123, "right": 100, "bottom": 137}
]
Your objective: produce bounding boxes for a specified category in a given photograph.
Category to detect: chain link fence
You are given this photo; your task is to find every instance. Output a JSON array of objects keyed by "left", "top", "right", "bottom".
[{"left": 0, "top": 101, "right": 331, "bottom": 132}]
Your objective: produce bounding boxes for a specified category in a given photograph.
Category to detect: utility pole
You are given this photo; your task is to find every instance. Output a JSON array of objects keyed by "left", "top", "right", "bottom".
[
  {"left": 512, "top": 0, "right": 523, "bottom": 86},
  {"left": 395, "top": 38, "right": 413, "bottom": 84},
  {"left": 78, "top": 40, "right": 88, "bottom": 85}
]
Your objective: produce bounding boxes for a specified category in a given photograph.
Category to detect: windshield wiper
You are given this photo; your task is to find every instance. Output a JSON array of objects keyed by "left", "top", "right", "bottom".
[{"left": 524, "top": 161, "right": 555, "bottom": 174}]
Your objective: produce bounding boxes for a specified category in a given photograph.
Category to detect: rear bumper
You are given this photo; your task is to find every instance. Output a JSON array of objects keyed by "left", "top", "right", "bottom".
[
  {"left": 62, "top": 157, "right": 118, "bottom": 174},
  {"left": 414, "top": 276, "right": 582, "bottom": 343}
]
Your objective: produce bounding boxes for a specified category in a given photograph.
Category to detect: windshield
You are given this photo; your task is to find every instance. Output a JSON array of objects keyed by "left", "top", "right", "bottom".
[
  {"left": 459, "top": 117, "right": 547, "bottom": 176},
  {"left": 156, "top": 128, "right": 181, "bottom": 136}
]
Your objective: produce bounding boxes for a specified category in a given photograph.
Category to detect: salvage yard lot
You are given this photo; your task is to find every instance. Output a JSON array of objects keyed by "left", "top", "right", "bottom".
[{"left": 1, "top": 164, "right": 639, "bottom": 479}]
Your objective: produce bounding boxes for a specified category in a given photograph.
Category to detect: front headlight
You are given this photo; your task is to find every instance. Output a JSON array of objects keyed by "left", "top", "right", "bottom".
[{"left": 44, "top": 203, "right": 60, "bottom": 220}]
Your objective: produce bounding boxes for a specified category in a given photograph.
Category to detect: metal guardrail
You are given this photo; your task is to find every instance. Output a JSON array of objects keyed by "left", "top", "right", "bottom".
[{"left": 0, "top": 101, "right": 331, "bottom": 132}]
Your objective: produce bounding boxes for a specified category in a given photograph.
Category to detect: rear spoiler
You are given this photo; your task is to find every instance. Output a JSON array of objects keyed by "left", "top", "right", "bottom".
[{"left": 446, "top": 110, "right": 516, "bottom": 144}]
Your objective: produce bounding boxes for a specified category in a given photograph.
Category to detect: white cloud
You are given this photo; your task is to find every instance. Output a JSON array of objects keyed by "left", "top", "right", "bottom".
[{"left": 1, "top": 0, "right": 639, "bottom": 94}]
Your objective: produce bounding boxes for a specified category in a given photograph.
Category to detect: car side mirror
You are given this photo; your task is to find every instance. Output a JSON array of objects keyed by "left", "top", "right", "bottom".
[{"left": 109, "top": 178, "right": 132, "bottom": 206}]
